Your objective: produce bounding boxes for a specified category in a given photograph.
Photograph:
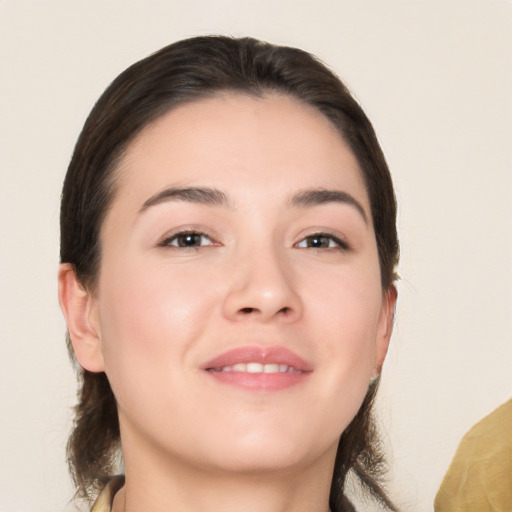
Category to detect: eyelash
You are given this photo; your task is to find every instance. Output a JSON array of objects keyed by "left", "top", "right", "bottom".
[
  {"left": 159, "top": 230, "right": 215, "bottom": 249},
  {"left": 295, "top": 232, "right": 350, "bottom": 251},
  {"left": 158, "top": 230, "right": 349, "bottom": 252}
]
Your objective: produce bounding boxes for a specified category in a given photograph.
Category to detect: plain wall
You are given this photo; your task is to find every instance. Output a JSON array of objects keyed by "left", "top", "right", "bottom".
[{"left": 1, "top": 1, "right": 510, "bottom": 511}]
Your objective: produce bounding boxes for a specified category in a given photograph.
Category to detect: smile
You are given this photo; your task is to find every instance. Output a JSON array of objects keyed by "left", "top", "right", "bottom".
[
  {"left": 202, "top": 346, "right": 311, "bottom": 391},
  {"left": 209, "top": 363, "right": 303, "bottom": 374}
]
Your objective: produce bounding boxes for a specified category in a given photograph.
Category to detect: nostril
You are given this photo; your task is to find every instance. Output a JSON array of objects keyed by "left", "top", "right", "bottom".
[{"left": 239, "top": 306, "right": 291, "bottom": 316}]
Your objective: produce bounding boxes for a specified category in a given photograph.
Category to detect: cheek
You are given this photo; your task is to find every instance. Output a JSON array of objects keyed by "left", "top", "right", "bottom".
[
  {"left": 96, "top": 259, "right": 217, "bottom": 389},
  {"left": 94, "top": 258, "right": 226, "bottom": 447},
  {"left": 309, "top": 263, "right": 383, "bottom": 346},
  {"left": 305, "top": 264, "right": 383, "bottom": 392},
  {"left": 288, "top": 268, "right": 383, "bottom": 448}
]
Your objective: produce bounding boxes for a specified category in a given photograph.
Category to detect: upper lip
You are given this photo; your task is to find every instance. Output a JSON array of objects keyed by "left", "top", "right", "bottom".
[{"left": 202, "top": 346, "right": 313, "bottom": 372}]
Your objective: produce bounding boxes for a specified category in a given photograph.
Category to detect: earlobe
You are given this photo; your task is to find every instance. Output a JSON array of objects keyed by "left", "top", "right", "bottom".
[
  {"left": 58, "top": 263, "right": 105, "bottom": 373},
  {"left": 373, "top": 284, "right": 398, "bottom": 378}
]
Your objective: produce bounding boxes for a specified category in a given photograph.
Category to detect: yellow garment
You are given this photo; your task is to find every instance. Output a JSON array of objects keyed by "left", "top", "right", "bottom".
[
  {"left": 434, "top": 399, "right": 512, "bottom": 512},
  {"left": 90, "top": 475, "right": 124, "bottom": 512}
]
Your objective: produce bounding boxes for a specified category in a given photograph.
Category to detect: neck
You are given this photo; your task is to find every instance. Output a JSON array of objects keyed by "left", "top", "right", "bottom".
[{"left": 112, "top": 431, "right": 336, "bottom": 512}]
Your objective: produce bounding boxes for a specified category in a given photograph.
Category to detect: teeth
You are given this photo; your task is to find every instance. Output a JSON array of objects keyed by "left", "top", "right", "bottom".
[
  {"left": 213, "top": 363, "right": 300, "bottom": 373},
  {"left": 247, "top": 362, "right": 263, "bottom": 373},
  {"left": 263, "top": 364, "right": 279, "bottom": 373}
]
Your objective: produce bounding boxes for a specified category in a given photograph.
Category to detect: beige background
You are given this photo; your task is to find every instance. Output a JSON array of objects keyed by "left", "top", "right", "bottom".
[{"left": 1, "top": 1, "right": 511, "bottom": 511}]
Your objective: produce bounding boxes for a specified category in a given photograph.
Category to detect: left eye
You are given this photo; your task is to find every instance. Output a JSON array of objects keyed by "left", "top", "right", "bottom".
[
  {"left": 296, "top": 234, "right": 346, "bottom": 250},
  {"left": 162, "top": 232, "right": 213, "bottom": 248}
]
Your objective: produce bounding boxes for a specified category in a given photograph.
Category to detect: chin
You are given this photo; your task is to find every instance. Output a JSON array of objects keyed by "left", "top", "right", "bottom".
[
  {"left": 194, "top": 423, "right": 339, "bottom": 476},
  {"left": 206, "top": 447, "right": 320, "bottom": 475}
]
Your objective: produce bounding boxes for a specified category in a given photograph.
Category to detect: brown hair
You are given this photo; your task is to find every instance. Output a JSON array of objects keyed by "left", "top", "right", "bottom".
[{"left": 61, "top": 35, "right": 399, "bottom": 511}]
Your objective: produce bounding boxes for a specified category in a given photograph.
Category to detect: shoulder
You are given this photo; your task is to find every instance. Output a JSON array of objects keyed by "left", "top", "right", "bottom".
[{"left": 90, "top": 476, "right": 125, "bottom": 512}]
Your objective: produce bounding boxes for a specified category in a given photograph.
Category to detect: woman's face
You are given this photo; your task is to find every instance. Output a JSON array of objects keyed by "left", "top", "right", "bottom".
[{"left": 77, "top": 94, "right": 395, "bottom": 475}]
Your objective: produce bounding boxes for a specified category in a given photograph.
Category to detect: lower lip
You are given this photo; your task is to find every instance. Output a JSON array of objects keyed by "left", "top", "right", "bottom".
[{"left": 205, "top": 370, "right": 309, "bottom": 391}]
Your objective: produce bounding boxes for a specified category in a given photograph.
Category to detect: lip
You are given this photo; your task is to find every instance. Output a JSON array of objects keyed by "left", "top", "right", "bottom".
[{"left": 201, "top": 346, "right": 313, "bottom": 391}]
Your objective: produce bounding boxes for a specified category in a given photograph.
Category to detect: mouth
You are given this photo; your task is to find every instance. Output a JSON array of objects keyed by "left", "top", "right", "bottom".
[
  {"left": 202, "top": 346, "right": 312, "bottom": 391},
  {"left": 209, "top": 363, "right": 302, "bottom": 374}
]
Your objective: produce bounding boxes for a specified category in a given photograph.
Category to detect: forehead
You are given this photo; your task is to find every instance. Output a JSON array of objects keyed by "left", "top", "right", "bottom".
[{"left": 112, "top": 93, "right": 369, "bottom": 212}]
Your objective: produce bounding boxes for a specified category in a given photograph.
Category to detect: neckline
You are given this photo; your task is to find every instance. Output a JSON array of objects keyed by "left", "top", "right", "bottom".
[{"left": 90, "top": 475, "right": 125, "bottom": 512}]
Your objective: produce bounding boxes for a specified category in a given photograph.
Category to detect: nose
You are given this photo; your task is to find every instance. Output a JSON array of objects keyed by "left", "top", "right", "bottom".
[{"left": 222, "top": 245, "right": 303, "bottom": 323}]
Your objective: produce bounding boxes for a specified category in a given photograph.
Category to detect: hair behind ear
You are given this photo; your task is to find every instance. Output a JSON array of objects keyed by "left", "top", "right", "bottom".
[{"left": 67, "top": 370, "right": 120, "bottom": 499}]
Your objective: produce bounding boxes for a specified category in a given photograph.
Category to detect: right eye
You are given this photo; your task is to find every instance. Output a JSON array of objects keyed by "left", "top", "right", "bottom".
[{"left": 160, "top": 231, "right": 213, "bottom": 248}]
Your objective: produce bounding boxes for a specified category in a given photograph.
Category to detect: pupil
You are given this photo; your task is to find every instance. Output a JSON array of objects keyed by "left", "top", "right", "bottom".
[
  {"left": 309, "top": 236, "right": 326, "bottom": 248},
  {"left": 180, "top": 234, "right": 199, "bottom": 247}
]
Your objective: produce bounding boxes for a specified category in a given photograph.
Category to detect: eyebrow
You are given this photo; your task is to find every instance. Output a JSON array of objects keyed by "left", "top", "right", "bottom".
[
  {"left": 290, "top": 189, "right": 368, "bottom": 223},
  {"left": 140, "top": 186, "right": 230, "bottom": 212},
  {"left": 139, "top": 185, "right": 368, "bottom": 224}
]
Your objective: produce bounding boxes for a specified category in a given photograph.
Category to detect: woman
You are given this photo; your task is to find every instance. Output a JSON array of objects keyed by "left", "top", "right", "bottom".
[{"left": 58, "top": 36, "right": 399, "bottom": 512}]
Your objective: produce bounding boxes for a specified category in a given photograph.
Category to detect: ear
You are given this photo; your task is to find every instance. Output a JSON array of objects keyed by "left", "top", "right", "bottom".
[
  {"left": 58, "top": 263, "right": 105, "bottom": 372},
  {"left": 373, "top": 284, "right": 398, "bottom": 378}
]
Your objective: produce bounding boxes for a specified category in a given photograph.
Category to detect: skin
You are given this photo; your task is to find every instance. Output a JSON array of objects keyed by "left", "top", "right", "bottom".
[{"left": 59, "top": 93, "right": 396, "bottom": 512}]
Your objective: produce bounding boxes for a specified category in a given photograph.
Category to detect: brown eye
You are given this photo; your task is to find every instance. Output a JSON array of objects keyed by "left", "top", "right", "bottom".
[
  {"left": 163, "top": 232, "right": 212, "bottom": 248},
  {"left": 305, "top": 235, "right": 331, "bottom": 248},
  {"left": 296, "top": 233, "right": 348, "bottom": 250}
]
